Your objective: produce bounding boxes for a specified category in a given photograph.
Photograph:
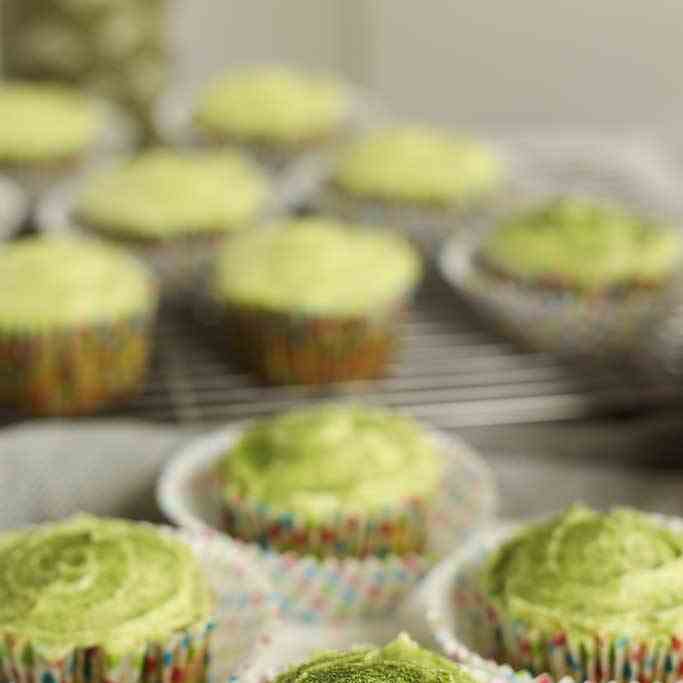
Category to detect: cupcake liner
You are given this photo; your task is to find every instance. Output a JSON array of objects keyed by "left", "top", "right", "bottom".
[
  {"left": 0, "top": 175, "right": 28, "bottom": 240},
  {"left": 217, "top": 302, "right": 408, "bottom": 385},
  {"left": 438, "top": 232, "right": 683, "bottom": 367},
  {"left": 157, "top": 422, "right": 497, "bottom": 621},
  {"left": 426, "top": 517, "right": 683, "bottom": 683},
  {"left": 0, "top": 310, "right": 156, "bottom": 416},
  {"left": 0, "top": 525, "right": 276, "bottom": 683}
]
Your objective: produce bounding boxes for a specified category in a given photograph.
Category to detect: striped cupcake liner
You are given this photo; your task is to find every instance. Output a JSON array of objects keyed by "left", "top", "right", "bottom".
[
  {"left": 219, "top": 303, "right": 408, "bottom": 385},
  {"left": 439, "top": 234, "right": 683, "bottom": 367},
  {"left": 158, "top": 424, "right": 497, "bottom": 621},
  {"left": 426, "top": 518, "right": 683, "bottom": 683},
  {"left": 0, "top": 311, "right": 156, "bottom": 416}
]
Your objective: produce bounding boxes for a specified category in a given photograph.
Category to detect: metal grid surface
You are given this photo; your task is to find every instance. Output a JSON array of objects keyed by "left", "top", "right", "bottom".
[{"left": 94, "top": 269, "right": 682, "bottom": 429}]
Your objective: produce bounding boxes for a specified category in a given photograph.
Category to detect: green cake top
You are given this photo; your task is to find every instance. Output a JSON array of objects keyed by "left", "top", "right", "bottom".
[
  {"left": 218, "top": 405, "right": 442, "bottom": 521},
  {"left": 76, "top": 148, "right": 269, "bottom": 239},
  {"left": 194, "top": 66, "right": 351, "bottom": 146},
  {"left": 213, "top": 218, "right": 422, "bottom": 316},
  {"left": 480, "top": 504, "right": 683, "bottom": 642},
  {"left": 332, "top": 126, "right": 503, "bottom": 206},
  {"left": 479, "top": 197, "right": 683, "bottom": 293},
  {"left": 0, "top": 83, "right": 100, "bottom": 165},
  {"left": 0, "top": 515, "right": 213, "bottom": 660},
  {"left": 0, "top": 238, "right": 155, "bottom": 331},
  {"left": 276, "top": 634, "right": 478, "bottom": 683}
]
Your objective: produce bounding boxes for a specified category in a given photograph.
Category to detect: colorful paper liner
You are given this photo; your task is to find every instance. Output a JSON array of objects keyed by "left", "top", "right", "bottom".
[
  {"left": 218, "top": 301, "right": 409, "bottom": 385},
  {"left": 220, "top": 485, "right": 430, "bottom": 559},
  {"left": 317, "top": 182, "right": 508, "bottom": 257},
  {"left": 438, "top": 234, "right": 683, "bottom": 367},
  {"left": 158, "top": 424, "right": 497, "bottom": 621},
  {"left": 0, "top": 310, "right": 156, "bottom": 416},
  {"left": 426, "top": 518, "right": 683, "bottom": 683}
]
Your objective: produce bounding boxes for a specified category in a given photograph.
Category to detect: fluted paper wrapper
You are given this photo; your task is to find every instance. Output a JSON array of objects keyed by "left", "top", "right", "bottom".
[
  {"left": 0, "top": 311, "right": 156, "bottom": 416},
  {"left": 159, "top": 425, "right": 497, "bottom": 621},
  {"left": 439, "top": 235, "right": 683, "bottom": 366},
  {"left": 426, "top": 520, "right": 683, "bottom": 683},
  {"left": 217, "top": 301, "right": 409, "bottom": 385}
]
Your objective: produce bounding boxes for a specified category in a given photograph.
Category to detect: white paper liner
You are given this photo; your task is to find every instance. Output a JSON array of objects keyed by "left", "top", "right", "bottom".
[
  {"left": 0, "top": 175, "right": 28, "bottom": 240},
  {"left": 438, "top": 229, "right": 683, "bottom": 367},
  {"left": 0, "top": 524, "right": 277, "bottom": 683},
  {"left": 157, "top": 420, "right": 497, "bottom": 622},
  {"left": 424, "top": 517, "right": 683, "bottom": 683}
]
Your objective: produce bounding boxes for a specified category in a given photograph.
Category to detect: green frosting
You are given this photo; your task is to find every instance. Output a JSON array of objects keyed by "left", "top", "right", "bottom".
[
  {"left": 213, "top": 218, "right": 422, "bottom": 316},
  {"left": 276, "top": 634, "right": 477, "bottom": 683},
  {"left": 218, "top": 404, "right": 441, "bottom": 521},
  {"left": 333, "top": 126, "right": 503, "bottom": 206},
  {"left": 194, "top": 66, "right": 350, "bottom": 146},
  {"left": 76, "top": 148, "right": 269, "bottom": 239},
  {"left": 0, "top": 83, "right": 100, "bottom": 164},
  {"left": 480, "top": 197, "right": 683, "bottom": 293},
  {"left": 0, "top": 238, "right": 155, "bottom": 331},
  {"left": 481, "top": 504, "right": 683, "bottom": 642},
  {"left": 0, "top": 515, "right": 213, "bottom": 659}
]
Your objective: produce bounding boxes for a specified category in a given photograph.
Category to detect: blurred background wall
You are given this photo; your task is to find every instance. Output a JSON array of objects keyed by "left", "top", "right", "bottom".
[{"left": 170, "top": 0, "right": 682, "bottom": 130}]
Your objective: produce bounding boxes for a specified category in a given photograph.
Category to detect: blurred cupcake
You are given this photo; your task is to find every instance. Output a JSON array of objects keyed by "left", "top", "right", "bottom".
[
  {"left": 0, "top": 237, "right": 158, "bottom": 416},
  {"left": 193, "top": 65, "right": 354, "bottom": 169},
  {"left": 0, "top": 82, "right": 103, "bottom": 195},
  {"left": 211, "top": 217, "right": 422, "bottom": 384},
  {"left": 474, "top": 505, "right": 683, "bottom": 682},
  {"left": 275, "top": 633, "right": 482, "bottom": 683},
  {"left": 0, "top": 514, "right": 214, "bottom": 683},
  {"left": 445, "top": 197, "right": 683, "bottom": 363},
  {"left": 73, "top": 148, "right": 270, "bottom": 291},
  {"left": 216, "top": 403, "right": 443, "bottom": 559},
  {"left": 320, "top": 126, "right": 504, "bottom": 252}
]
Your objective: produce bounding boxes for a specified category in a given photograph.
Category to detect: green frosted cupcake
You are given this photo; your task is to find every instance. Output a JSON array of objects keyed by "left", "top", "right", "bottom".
[
  {"left": 0, "top": 82, "right": 101, "bottom": 193},
  {"left": 217, "top": 404, "right": 442, "bottom": 558},
  {"left": 74, "top": 148, "right": 270, "bottom": 290},
  {"left": 193, "top": 65, "right": 353, "bottom": 168},
  {"left": 322, "top": 126, "right": 504, "bottom": 251},
  {"left": 477, "top": 504, "right": 683, "bottom": 681},
  {"left": 0, "top": 237, "right": 158, "bottom": 415},
  {"left": 479, "top": 197, "right": 683, "bottom": 295},
  {"left": 0, "top": 515, "right": 214, "bottom": 683},
  {"left": 276, "top": 633, "right": 478, "bottom": 683},
  {"left": 212, "top": 217, "right": 422, "bottom": 384}
]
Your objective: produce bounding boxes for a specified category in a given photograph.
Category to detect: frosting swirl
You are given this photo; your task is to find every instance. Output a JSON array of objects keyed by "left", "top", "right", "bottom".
[
  {"left": 0, "top": 515, "right": 213, "bottom": 659},
  {"left": 481, "top": 504, "right": 683, "bottom": 641},
  {"left": 276, "top": 634, "right": 477, "bottom": 683},
  {"left": 219, "top": 404, "right": 441, "bottom": 521}
]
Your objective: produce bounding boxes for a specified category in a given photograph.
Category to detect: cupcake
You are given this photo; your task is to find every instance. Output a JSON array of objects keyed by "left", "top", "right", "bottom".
[
  {"left": 472, "top": 505, "right": 683, "bottom": 682},
  {"left": 442, "top": 197, "right": 683, "bottom": 363},
  {"left": 0, "top": 82, "right": 102, "bottom": 195},
  {"left": 0, "top": 515, "right": 214, "bottom": 683},
  {"left": 73, "top": 148, "right": 271, "bottom": 291},
  {"left": 320, "top": 126, "right": 504, "bottom": 252},
  {"left": 0, "top": 238, "right": 158, "bottom": 416},
  {"left": 211, "top": 217, "right": 422, "bottom": 384},
  {"left": 193, "top": 65, "right": 354, "bottom": 169},
  {"left": 275, "top": 634, "right": 480, "bottom": 683},
  {"left": 216, "top": 403, "right": 443, "bottom": 559}
]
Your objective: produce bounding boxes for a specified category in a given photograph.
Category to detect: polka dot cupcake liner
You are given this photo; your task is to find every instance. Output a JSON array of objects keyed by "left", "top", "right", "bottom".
[
  {"left": 0, "top": 311, "right": 157, "bottom": 416},
  {"left": 158, "top": 423, "right": 497, "bottom": 621},
  {"left": 439, "top": 233, "right": 683, "bottom": 367},
  {"left": 0, "top": 526, "right": 276, "bottom": 683},
  {"left": 425, "top": 517, "right": 683, "bottom": 683}
]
